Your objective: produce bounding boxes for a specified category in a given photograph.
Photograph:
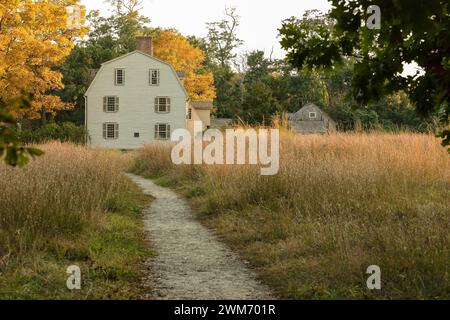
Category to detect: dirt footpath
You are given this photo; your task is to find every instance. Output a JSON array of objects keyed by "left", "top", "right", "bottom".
[{"left": 126, "top": 174, "right": 274, "bottom": 300}]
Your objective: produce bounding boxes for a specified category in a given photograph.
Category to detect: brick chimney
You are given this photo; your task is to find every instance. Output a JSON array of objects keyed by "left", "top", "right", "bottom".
[{"left": 136, "top": 36, "right": 153, "bottom": 56}]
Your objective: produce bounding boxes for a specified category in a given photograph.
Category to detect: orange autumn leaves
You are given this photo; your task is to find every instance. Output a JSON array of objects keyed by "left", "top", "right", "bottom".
[
  {"left": 152, "top": 30, "right": 216, "bottom": 101},
  {"left": 0, "top": 0, "right": 86, "bottom": 120}
]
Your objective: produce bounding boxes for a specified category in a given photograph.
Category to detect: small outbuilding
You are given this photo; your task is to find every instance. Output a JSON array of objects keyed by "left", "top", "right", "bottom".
[
  {"left": 287, "top": 103, "right": 336, "bottom": 134},
  {"left": 187, "top": 101, "right": 214, "bottom": 132}
]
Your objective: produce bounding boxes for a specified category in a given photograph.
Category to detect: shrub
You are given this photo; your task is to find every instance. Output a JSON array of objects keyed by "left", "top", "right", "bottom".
[{"left": 19, "top": 122, "right": 86, "bottom": 144}]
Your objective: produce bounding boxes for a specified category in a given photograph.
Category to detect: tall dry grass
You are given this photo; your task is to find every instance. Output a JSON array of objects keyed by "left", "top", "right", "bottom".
[
  {"left": 0, "top": 142, "right": 131, "bottom": 259},
  {"left": 132, "top": 132, "right": 450, "bottom": 299},
  {"left": 0, "top": 142, "right": 150, "bottom": 299}
]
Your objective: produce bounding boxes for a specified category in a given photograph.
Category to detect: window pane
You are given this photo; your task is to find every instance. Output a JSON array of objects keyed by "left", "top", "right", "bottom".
[
  {"left": 106, "top": 124, "right": 115, "bottom": 138},
  {"left": 155, "top": 97, "right": 170, "bottom": 113},
  {"left": 158, "top": 124, "right": 167, "bottom": 139},
  {"left": 150, "top": 69, "right": 159, "bottom": 85},
  {"left": 107, "top": 97, "right": 116, "bottom": 112},
  {"left": 159, "top": 98, "right": 167, "bottom": 112},
  {"left": 116, "top": 69, "right": 124, "bottom": 85}
]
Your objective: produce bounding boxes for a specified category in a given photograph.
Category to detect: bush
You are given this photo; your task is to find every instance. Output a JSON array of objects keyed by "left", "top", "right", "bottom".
[{"left": 19, "top": 122, "right": 86, "bottom": 144}]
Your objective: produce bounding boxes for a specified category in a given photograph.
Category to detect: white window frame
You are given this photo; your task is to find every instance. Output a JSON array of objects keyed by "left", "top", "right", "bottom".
[
  {"left": 115, "top": 68, "right": 125, "bottom": 86},
  {"left": 309, "top": 112, "right": 317, "bottom": 119},
  {"left": 103, "top": 96, "right": 119, "bottom": 113},
  {"left": 149, "top": 69, "right": 160, "bottom": 86},
  {"left": 103, "top": 123, "right": 119, "bottom": 140},
  {"left": 155, "top": 97, "right": 171, "bottom": 113},
  {"left": 154, "top": 123, "right": 170, "bottom": 140}
]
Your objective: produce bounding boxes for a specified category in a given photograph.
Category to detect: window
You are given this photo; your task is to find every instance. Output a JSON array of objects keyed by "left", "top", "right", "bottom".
[
  {"left": 103, "top": 123, "right": 119, "bottom": 140},
  {"left": 103, "top": 96, "right": 119, "bottom": 112},
  {"left": 309, "top": 112, "right": 317, "bottom": 119},
  {"left": 154, "top": 123, "right": 170, "bottom": 140},
  {"left": 155, "top": 97, "right": 171, "bottom": 113},
  {"left": 115, "top": 68, "right": 125, "bottom": 85},
  {"left": 149, "top": 69, "right": 160, "bottom": 86},
  {"left": 188, "top": 108, "right": 192, "bottom": 120},
  {"left": 134, "top": 132, "right": 140, "bottom": 138}
]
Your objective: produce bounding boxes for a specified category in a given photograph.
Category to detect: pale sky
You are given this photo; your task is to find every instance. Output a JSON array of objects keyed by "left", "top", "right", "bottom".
[{"left": 81, "top": 0, "right": 332, "bottom": 59}]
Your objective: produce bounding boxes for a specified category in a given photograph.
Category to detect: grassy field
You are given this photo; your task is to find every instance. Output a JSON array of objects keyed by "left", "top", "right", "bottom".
[
  {"left": 132, "top": 132, "right": 450, "bottom": 299},
  {"left": 0, "top": 143, "right": 152, "bottom": 299}
]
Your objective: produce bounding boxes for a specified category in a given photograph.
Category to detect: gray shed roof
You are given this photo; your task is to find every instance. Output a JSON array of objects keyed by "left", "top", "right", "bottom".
[{"left": 190, "top": 101, "right": 214, "bottom": 110}]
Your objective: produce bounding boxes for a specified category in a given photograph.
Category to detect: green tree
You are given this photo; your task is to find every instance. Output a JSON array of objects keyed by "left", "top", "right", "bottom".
[
  {"left": 203, "top": 8, "right": 244, "bottom": 117},
  {"left": 213, "top": 68, "right": 243, "bottom": 118},
  {"left": 280, "top": 1, "right": 450, "bottom": 149},
  {"left": 243, "top": 51, "right": 272, "bottom": 86},
  {"left": 242, "top": 81, "right": 281, "bottom": 125},
  {"left": 205, "top": 7, "right": 243, "bottom": 69},
  {"left": 269, "top": 66, "right": 329, "bottom": 113},
  {"left": 240, "top": 51, "right": 282, "bottom": 124}
]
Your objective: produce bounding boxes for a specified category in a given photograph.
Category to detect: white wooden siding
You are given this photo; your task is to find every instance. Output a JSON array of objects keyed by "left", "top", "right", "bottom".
[{"left": 86, "top": 51, "right": 188, "bottom": 149}]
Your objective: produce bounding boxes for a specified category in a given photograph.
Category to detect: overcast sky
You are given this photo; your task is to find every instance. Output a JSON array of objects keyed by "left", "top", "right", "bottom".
[{"left": 81, "top": 0, "right": 332, "bottom": 59}]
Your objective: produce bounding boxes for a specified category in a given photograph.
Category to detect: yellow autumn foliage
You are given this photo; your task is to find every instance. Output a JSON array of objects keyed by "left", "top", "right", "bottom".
[
  {"left": 0, "top": 0, "right": 87, "bottom": 119},
  {"left": 152, "top": 29, "right": 216, "bottom": 101}
]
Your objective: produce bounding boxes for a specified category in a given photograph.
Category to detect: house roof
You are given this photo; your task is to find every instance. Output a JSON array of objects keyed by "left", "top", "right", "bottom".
[
  {"left": 176, "top": 71, "right": 186, "bottom": 79},
  {"left": 289, "top": 103, "right": 336, "bottom": 124},
  {"left": 84, "top": 50, "right": 188, "bottom": 98},
  {"left": 210, "top": 118, "right": 233, "bottom": 128},
  {"left": 190, "top": 101, "right": 214, "bottom": 110},
  {"left": 286, "top": 113, "right": 295, "bottom": 119}
]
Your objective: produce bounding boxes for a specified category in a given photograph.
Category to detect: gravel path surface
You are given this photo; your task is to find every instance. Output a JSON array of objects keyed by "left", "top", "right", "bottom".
[{"left": 126, "top": 173, "right": 274, "bottom": 300}]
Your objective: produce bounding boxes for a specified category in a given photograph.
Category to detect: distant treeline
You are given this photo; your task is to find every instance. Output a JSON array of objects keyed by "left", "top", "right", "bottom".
[{"left": 47, "top": 5, "right": 439, "bottom": 134}]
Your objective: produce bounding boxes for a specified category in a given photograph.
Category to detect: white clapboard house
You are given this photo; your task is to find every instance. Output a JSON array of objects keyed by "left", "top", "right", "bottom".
[{"left": 85, "top": 36, "right": 212, "bottom": 149}]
